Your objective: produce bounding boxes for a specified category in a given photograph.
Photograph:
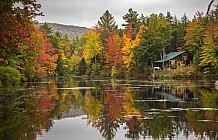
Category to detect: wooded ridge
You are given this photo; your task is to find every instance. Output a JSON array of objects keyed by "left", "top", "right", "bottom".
[{"left": 38, "top": 22, "right": 88, "bottom": 38}]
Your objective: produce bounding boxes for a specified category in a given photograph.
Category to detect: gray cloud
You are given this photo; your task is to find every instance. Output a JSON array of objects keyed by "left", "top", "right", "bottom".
[{"left": 35, "top": 0, "right": 218, "bottom": 28}]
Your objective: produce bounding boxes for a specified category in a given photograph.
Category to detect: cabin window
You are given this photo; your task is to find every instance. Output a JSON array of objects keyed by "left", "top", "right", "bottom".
[{"left": 182, "top": 53, "right": 188, "bottom": 60}]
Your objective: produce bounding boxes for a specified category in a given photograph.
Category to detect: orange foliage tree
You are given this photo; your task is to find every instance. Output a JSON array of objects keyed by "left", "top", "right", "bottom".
[
  {"left": 104, "top": 32, "right": 123, "bottom": 77},
  {"left": 33, "top": 27, "right": 58, "bottom": 77}
]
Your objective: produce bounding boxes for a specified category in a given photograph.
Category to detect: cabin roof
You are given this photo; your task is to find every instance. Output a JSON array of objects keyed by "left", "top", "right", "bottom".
[{"left": 155, "top": 52, "right": 184, "bottom": 63}]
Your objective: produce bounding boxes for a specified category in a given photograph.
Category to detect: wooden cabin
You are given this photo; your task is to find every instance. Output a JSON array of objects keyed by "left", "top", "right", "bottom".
[{"left": 154, "top": 52, "right": 191, "bottom": 70}]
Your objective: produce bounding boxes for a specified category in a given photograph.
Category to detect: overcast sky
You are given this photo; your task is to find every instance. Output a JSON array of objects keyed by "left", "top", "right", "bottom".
[{"left": 35, "top": 0, "right": 218, "bottom": 28}]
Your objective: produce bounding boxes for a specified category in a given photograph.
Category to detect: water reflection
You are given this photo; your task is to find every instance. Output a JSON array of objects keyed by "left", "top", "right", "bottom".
[
  {"left": 0, "top": 78, "right": 217, "bottom": 140},
  {"left": 0, "top": 79, "right": 59, "bottom": 139}
]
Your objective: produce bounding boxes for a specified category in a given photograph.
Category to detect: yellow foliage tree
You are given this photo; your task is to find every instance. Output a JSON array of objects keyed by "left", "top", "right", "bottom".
[
  {"left": 82, "top": 29, "right": 104, "bottom": 64},
  {"left": 122, "top": 25, "right": 145, "bottom": 71},
  {"left": 84, "top": 90, "right": 104, "bottom": 124},
  {"left": 122, "top": 89, "right": 141, "bottom": 122}
]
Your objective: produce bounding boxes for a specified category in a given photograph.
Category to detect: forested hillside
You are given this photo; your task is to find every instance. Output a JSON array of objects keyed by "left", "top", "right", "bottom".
[{"left": 38, "top": 23, "right": 88, "bottom": 38}]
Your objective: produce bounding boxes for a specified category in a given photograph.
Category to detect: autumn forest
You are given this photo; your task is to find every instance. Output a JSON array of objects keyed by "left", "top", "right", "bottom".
[{"left": 1, "top": 0, "right": 218, "bottom": 88}]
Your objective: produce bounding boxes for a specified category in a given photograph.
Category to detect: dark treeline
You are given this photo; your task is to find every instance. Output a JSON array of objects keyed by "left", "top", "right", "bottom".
[{"left": 0, "top": 0, "right": 218, "bottom": 87}]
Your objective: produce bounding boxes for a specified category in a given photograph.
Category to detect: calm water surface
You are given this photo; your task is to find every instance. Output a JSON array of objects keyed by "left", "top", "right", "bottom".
[{"left": 0, "top": 77, "right": 218, "bottom": 140}]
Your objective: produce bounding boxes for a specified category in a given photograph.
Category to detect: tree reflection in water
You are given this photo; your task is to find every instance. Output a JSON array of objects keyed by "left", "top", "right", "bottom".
[
  {"left": 0, "top": 78, "right": 218, "bottom": 139},
  {"left": 83, "top": 80, "right": 218, "bottom": 140},
  {"left": 0, "top": 80, "right": 59, "bottom": 139}
]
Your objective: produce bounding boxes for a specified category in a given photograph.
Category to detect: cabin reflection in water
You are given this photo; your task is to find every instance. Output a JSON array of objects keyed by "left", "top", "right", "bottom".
[{"left": 154, "top": 84, "right": 194, "bottom": 102}]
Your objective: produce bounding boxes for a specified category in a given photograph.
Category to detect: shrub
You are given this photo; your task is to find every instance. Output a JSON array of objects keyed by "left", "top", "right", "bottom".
[
  {"left": 78, "top": 58, "right": 86, "bottom": 76},
  {"left": 155, "top": 64, "right": 199, "bottom": 80},
  {"left": 0, "top": 66, "right": 21, "bottom": 88},
  {"left": 91, "top": 63, "right": 101, "bottom": 77},
  {"left": 155, "top": 68, "right": 173, "bottom": 79}
]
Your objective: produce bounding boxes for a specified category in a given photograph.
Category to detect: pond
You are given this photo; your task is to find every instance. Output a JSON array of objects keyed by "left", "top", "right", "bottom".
[{"left": 0, "top": 77, "right": 218, "bottom": 140}]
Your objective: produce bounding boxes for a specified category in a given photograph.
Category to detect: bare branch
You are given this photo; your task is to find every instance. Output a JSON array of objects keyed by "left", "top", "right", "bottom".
[{"left": 206, "top": 0, "right": 215, "bottom": 17}]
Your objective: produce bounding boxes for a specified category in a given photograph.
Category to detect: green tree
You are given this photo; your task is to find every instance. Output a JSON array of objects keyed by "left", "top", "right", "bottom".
[
  {"left": 78, "top": 58, "right": 86, "bottom": 76},
  {"left": 166, "top": 11, "right": 174, "bottom": 25},
  {"left": 171, "top": 14, "right": 189, "bottom": 52},
  {"left": 176, "top": 14, "right": 189, "bottom": 50},
  {"left": 40, "top": 22, "right": 53, "bottom": 36},
  {"left": 133, "top": 25, "right": 155, "bottom": 78},
  {"left": 50, "top": 32, "right": 66, "bottom": 76},
  {"left": 97, "top": 10, "right": 118, "bottom": 31},
  {"left": 144, "top": 13, "right": 173, "bottom": 59},
  {"left": 157, "top": 13, "right": 173, "bottom": 55},
  {"left": 170, "top": 16, "right": 179, "bottom": 52},
  {"left": 122, "top": 8, "right": 140, "bottom": 38},
  {"left": 130, "top": 13, "right": 172, "bottom": 78},
  {"left": 139, "top": 14, "right": 148, "bottom": 26},
  {"left": 96, "top": 10, "right": 118, "bottom": 47}
]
